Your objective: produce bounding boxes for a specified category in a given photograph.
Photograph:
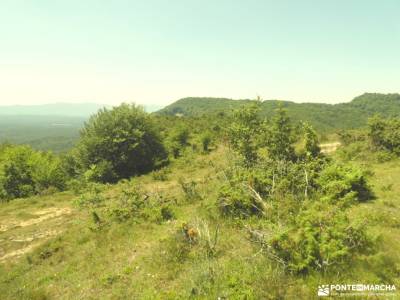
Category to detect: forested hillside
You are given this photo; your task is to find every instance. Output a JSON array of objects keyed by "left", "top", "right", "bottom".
[
  {"left": 158, "top": 93, "right": 400, "bottom": 132},
  {"left": 0, "top": 103, "right": 106, "bottom": 152},
  {"left": 0, "top": 115, "right": 85, "bottom": 153}
]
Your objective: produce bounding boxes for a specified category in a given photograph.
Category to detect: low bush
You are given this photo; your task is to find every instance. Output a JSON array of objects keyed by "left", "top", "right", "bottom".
[
  {"left": 200, "top": 132, "right": 213, "bottom": 152},
  {"left": 106, "top": 185, "right": 147, "bottom": 222},
  {"left": 217, "top": 157, "right": 329, "bottom": 218},
  {"left": 160, "top": 205, "right": 175, "bottom": 221},
  {"left": 179, "top": 179, "right": 202, "bottom": 202},
  {"left": 316, "top": 162, "right": 374, "bottom": 204},
  {"left": 269, "top": 201, "right": 374, "bottom": 273},
  {"left": 100, "top": 184, "right": 176, "bottom": 224},
  {"left": 0, "top": 145, "right": 67, "bottom": 200},
  {"left": 166, "top": 126, "right": 190, "bottom": 158},
  {"left": 218, "top": 183, "right": 262, "bottom": 218},
  {"left": 335, "top": 141, "right": 369, "bottom": 162},
  {"left": 151, "top": 168, "right": 170, "bottom": 181},
  {"left": 338, "top": 129, "right": 367, "bottom": 146},
  {"left": 74, "top": 183, "right": 106, "bottom": 208},
  {"left": 375, "top": 150, "right": 396, "bottom": 163}
]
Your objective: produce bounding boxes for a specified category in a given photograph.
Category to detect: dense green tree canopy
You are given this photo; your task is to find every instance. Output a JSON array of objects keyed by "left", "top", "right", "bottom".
[
  {"left": 77, "top": 103, "right": 167, "bottom": 183},
  {"left": 368, "top": 115, "right": 400, "bottom": 155}
]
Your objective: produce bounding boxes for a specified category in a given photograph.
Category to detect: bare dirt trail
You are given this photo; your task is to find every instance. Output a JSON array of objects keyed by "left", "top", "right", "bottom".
[
  {"left": 0, "top": 207, "right": 72, "bottom": 233},
  {"left": 320, "top": 142, "right": 341, "bottom": 154},
  {"left": 0, "top": 205, "right": 73, "bottom": 262}
]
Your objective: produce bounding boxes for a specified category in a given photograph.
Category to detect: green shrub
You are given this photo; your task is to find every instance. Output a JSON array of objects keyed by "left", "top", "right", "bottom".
[
  {"left": 67, "top": 178, "right": 89, "bottom": 195},
  {"left": 151, "top": 168, "right": 170, "bottom": 181},
  {"left": 74, "top": 183, "right": 106, "bottom": 208},
  {"left": 83, "top": 161, "right": 117, "bottom": 183},
  {"left": 375, "top": 150, "right": 396, "bottom": 163},
  {"left": 270, "top": 201, "right": 374, "bottom": 273},
  {"left": 217, "top": 158, "right": 329, "bottom": 218},
  {"left": 216, "top": 166, "right": 274, "bottom": 218},
  {"left": 338, "top": 129, "right": 367, "bottom": 146},
  {"left": 160, "top": 205, "right": 175, "bottom": 221},
  {"left": 316, "top": 162, "right": 374, "bottom": 203},
  {"left": 166, "top": 126, "right": 190, "bottom": 158},
  {"left": 335, "top": 141, "right": 368, "bottom": 161},
  {"left": 218, "top": 181, "right": 264, "bottom": 218},
  {"left": 200, "top": 132, "right": 212, "bottom": 152},
  {"left": 0, "top": 145, "right": 66, "bottom": 200},
  {"left": 302, "top": 122, "right": 320, "bottom": 159},
  {"left": 227, "top": 103, "right": 261, "bottom": 165},
  {"left": 77, "top": 182, "right": 177, "bottom": 225},
  {"left": 106, "top": 185, "right": 146, "bottom": 222},
  {"left": 266, "top": 105, "right": 296, "bottom": 161},
  {"left": 179, "top": 179, "right": 202, "bottom": 202}
]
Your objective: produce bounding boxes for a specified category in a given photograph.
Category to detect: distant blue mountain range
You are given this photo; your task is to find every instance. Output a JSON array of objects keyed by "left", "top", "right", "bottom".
[
  {"left": 0, "top": 102, "right": 162, "bottom": 116},
  {"left": 0, "top": 103, "right": 106, "bottom": 117}
]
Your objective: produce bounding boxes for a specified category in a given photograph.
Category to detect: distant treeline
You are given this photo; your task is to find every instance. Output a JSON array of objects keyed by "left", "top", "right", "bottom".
[
  {"left": 0, "top": 115, "right": 85, "bottom": 153},
  {"left": 157, "top": 93, "right": 400, "bottom": 132},
  {"left": 1, "top": 93, "right": 399, "bottom": 153}
]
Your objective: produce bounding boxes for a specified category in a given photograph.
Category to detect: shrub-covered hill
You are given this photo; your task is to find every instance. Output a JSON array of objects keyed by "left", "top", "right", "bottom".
[
  {"left": 1, "top": 146, "right": 399, "bottom": 299},
  {"left": 1, "top": 103, "right": 400, "bottom": 299},
  {"left": 157, "top": 93, "right": 400, "bottom": 132}
]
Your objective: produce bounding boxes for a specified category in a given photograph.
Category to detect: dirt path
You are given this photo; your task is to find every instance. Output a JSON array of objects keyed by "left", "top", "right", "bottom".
[
  {"left": 320, "top": 142, "right": 341, "bottom": 154},
  {"left": 0, "top": 207, "right": 72, "bottom": 233},
  {"left": 0, "top": 206, "right": 72, "bottom": 262}
]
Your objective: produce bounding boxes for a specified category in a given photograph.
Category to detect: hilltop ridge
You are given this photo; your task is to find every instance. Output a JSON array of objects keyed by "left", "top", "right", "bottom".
[{"left": 157, "top": 93, "right": 400, "bottom": 132}]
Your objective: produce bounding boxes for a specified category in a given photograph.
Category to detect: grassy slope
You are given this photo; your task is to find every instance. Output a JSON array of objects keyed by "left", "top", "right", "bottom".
[
  {"left": 0, "top": 193, "right": 74, "bottom": 263},
  {"left": 0, "top": 147, "right": 399, "bottom": 299}
]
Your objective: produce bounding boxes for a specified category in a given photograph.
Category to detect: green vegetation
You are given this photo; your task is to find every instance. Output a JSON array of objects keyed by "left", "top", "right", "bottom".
[
  {"left": 0, "top": 99, "right": 400, "bottom": 299},
  {"left": 0, "top": 115, "right": 85, "bottom": 153},
  {"left": 76, "top": 103, "right": 167, "bottom": 183},
  {"left": 368, "top": 115, "right": 400, "bottom": 155},
  {"left": 0, "top": 145, "right": 66, "bottom": 201},
  {"left": 227, "top": 102, "right": 261, "bottom": 164},
  {"left": 158, "top": 93, "right": 400, "bottom": 132},
  {"left": 1, "top": 93, "right": 399, "bottom": 153}
]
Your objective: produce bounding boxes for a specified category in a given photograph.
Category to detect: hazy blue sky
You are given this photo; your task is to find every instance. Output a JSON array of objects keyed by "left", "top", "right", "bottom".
[{"left": 0, "top": 0, "right": 399, "bottom": 106}]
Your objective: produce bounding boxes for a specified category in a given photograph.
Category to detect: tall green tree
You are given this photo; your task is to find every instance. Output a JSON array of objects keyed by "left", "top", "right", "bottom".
[
  {"left": 77, "top": 103, "right": 167, "bottom": 183},
  {"left": 303, "top": 122, "right": 320, "bottom": 158},
  {"left": 165, "top": 125, "right": 190, "bottom": 158},
  {"left": 227, "top": 102, "right": 261, "bottom": 165},
  {"left": 267, "top": 105, "right": 295, "bottom": 161}
]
